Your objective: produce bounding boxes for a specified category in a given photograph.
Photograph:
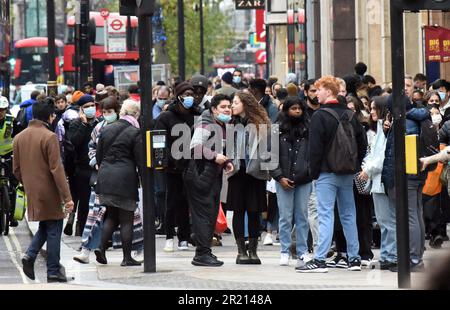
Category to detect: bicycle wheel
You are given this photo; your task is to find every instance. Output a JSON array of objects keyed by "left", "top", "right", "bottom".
[{"left": 2, "top": 185, "right": 10, "bottom": 236}]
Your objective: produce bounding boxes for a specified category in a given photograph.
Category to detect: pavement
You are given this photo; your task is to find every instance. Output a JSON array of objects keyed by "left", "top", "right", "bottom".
[{"left": 18, "top": 213, "right": 450, "bottom": 290}]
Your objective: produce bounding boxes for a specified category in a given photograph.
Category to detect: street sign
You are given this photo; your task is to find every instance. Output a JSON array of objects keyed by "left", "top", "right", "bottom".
[
  {"left": 100, "top": 8, "right": 110, "bottom": 19},
  {"left": 107, "top": 17, "right": 127, "bottom": 53},
  {"left": 235, "top": 0, "right": 265, "bottom": 10}
]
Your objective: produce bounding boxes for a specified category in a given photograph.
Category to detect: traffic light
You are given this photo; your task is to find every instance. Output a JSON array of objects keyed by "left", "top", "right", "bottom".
[
  {"left": 120, "top": 0, "right": 155, "bottom": 16},
  {"left": 120, "top": 0, "right": 136, "bottom": 16}
]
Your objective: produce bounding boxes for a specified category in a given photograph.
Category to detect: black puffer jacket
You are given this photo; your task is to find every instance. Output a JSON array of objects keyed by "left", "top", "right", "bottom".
[
  {"left": 154, "top": 101, "right": 201, "bottom": 174},
  {"left": 96, "top": 119, "right": 141, "bottom": 201},
  {"left": 68, "top": 118, "right": 99, "bottom": 169},
  {"left": 271, "top": 118, "right": 311, "bottom": 185}
]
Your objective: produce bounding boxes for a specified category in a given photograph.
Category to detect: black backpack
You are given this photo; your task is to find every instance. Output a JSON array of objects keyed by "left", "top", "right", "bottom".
[
  {"left": 418, "top": 118, "right": 439, "bottom": 172},
  {"left": 16, "top": 106, "right": 28, "bottom": 132},
  {"left": 323, "top": 108, "right": 359, "bottom": 174}
]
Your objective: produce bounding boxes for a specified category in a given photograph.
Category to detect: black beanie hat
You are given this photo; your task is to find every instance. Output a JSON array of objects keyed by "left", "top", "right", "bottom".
[
  {"left": 221, "top": 72, "right": 233, "bottom": 85},
  {"left": 174, "top": 81, "right": 194, "bottom": 97}
]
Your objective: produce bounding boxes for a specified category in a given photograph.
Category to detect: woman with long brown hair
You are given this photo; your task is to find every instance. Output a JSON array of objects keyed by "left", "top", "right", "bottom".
[{"left": 227, "top": 91, "right": 272, "bottom": 265}]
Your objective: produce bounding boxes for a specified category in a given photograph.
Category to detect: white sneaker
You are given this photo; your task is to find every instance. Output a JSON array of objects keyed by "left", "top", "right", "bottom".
[
  {"left": 296, "top": 254, "right": 312, "bottom": 268},
  {"left": 279, "top": 253, "right": 290, "bottom": 266},
  {"left": 163, "top": 239, "right": 174, "bottom": 252},
  {"left": 73, "top": 248, "right": 90, "bottom": 264},
  {"left": 132, "top": 250, "right": 144, "bottom": 263},
  {"left": 177, "top": 241, "right": 189, "bottom": 251},
  {"left": 263, "top": 233, "right": 273, "bottom": 246}
]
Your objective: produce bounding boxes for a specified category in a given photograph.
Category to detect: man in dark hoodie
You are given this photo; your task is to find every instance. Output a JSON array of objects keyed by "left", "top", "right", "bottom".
[
  {"left": 154, "top": 81, "right": 201, "bottom": 252},
  {"left": 297, "top": 75, "right": 367, "bottom": 273},
  {"left": 248, "top": 78, "right": 278, "bottom": 123}
]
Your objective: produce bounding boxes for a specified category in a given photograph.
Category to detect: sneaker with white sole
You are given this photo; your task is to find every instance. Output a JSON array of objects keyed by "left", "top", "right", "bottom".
[
  {"left": 132, "top": 250, "right": 144, "bottom": 263},
  {"left": 263, "top": 233, "right": 273, "bottom": 246},
  {"left": 163, "top": 239, "right": 174, "bottom": 252},
  {"left": 296, "top": 259, "right": 328, "bottom": 273},
  {"left": 348, "top": 258, "right": 362, "bottom": 271},
  {"left": 73, "top": 248, "right": 90, "bottom": 264},
  {"left": 279, "top": 253, "right": 290, "bottom": 266},
  {"left": 178, "top": 241, "right": 189, "bottom": 251},
  {"left": 296, "top": 254, "right": 312, "bottom": 268},
  {"left": 361, "top": 259, "right": 372, "bottom": 267}
]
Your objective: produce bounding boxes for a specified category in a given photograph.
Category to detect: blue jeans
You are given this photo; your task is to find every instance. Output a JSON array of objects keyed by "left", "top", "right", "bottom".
[
  {"left": 276, "top": 182, "right": 312, "bottom": 256},
  {"left": 315, "top": 173, "right": 360, "bottom": 261},
  {"left": 373, "top": 192, "right": 397, "bottom": 263},
  {"left": 26, "top": 219, "right": 63, "bottom": 276}
]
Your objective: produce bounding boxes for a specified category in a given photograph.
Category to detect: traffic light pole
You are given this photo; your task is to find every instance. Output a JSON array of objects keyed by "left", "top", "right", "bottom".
[
  {"left": 390, "top": 2, "right": 410, "bottom": 289},
  {"left": 178, "top": 0, "right": 185, "bottom": 80},
  {"left": 46, "top": 0, "right": 57, "bottom": 96},
  {"left": 199, "top": 0, "right": 205, "bottom": 75},
  {"left": 79, "top": 0, "right": 91, "bottom": 87},
  {"left": 138, "top": 14, "right": 156, "bottom": 273}
]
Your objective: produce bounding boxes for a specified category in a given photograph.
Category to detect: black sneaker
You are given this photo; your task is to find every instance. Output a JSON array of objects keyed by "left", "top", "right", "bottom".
[
  {"left": 380, "top": 261, "right": 397, "bottom": 270},
  {"left": 327, "top": 253, "right": 347, "bottom": 268},
  {"left": 347, "top": 258, "right": 361, "bottom": 271},
  {"left": 192, "top": 253, "right": 224, "bottom": 267},
  {"left": 296, "top": 259, "right": 328, "bottom": 273},
  {"left": 389, "top": 260, "right": 425, "bottom": 273},
  {"left": 430, "top": 235, "right": 444, "bottom": 249}
]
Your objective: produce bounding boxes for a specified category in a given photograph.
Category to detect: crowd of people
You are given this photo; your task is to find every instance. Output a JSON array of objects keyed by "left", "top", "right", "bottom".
[{"left": 2, "top": 61, "right": 450, "bottom": 282}]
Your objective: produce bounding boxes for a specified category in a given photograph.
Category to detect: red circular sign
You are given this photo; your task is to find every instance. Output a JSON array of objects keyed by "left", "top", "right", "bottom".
[
  {"left": 110, "top": 19, "right": 123, "bottom": 31},
  {"left": 100, "top": 8, "right": 109, "bottom": 18}
]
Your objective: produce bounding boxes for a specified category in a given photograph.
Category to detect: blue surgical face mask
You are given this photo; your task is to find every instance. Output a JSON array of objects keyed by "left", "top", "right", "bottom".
[
  {"left": 156, "top": 99, "right": 167, "bottom": 108},
  {"left": 216, "top": 113, "right": 232, "bottom": 123},
  {"left": 84, "top": 106, "right": 96, "bottom": 118},
  {"left": 438, "top": 91, "right": 447, "bottom": 101},
  {"left": 233, "top": 76, "right": 241, "bottom": 84},
  {"left": 104, "top": 112, "right": 117, "bottom": 124},
  {"left": 180, "top": 96, "right": 194, "bottom": 109}
]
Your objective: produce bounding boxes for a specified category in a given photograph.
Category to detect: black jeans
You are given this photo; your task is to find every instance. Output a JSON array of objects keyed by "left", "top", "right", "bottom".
[
  {"left": 165, "top": 172, "right": 190, "bottom": 241},
  {"left": 154, "top": 170, "right": 167, "bottom": 227},
  {"left": 74, "top": 167, "right": 92, "bottom": 233},
  {"left": 184, "top": 161, "right": 222, "bottom": 256}
]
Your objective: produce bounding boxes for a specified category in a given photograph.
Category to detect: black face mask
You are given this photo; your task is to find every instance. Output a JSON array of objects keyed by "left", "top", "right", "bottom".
[{"left": 308, "top": 96, "right": 320, "bottom": 106}]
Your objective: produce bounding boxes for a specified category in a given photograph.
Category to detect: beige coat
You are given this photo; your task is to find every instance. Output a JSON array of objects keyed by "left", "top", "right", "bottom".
[{"left": 13, "top": 120, "right": 72, "bottom": 221}]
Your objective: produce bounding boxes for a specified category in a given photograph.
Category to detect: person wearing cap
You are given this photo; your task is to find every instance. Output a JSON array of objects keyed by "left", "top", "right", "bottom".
[
  {"left": 191, "top": 74, "right": 211, "bottom": 112},
  {"left": 154, "top": 81, "right": 201, "bottom": 252},
  {"left": 65, "top": 94, "right": 100, "bottom": 236},
  {"left": 215, "top": 72, "right": 238, "bottom": 98}
]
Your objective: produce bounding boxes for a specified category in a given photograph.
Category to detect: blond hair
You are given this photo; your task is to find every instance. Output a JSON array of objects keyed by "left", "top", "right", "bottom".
[{"left": 120, "top": 99, "right": 141, "bottom": 118}]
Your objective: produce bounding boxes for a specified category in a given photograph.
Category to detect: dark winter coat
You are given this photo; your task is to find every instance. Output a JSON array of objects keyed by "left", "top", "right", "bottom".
[
  {"left": 260, "top": 94, "right": 279, "bottom": 123},
  {"left": 270, "top": 117, "right": 312, "bottom": 185},
  {"left": 68, "top": 118, "right": 99, "bottom": 169},
  {"left": 439, "top": 119, "right": 450, "bottom": 145},
  {"left": 96, "top": 119, "right": 141, "bottom": 201},
  {"left": 153, "top": 102, "right": 201, "bottom": 174},
  {"left": 308, "top": 96, "right": 367, "bottom": 180}
]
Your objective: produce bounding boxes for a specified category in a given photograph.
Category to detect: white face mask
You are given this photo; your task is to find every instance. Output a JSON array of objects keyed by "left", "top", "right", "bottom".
[{"left": 432, "top": 114, "right": 442, "bottom": 125}]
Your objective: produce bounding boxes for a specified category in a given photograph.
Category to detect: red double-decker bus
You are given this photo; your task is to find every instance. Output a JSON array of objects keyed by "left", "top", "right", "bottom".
[
  {"left": 13, "top": 37, "right": 64, "bottom": 85},
  {"left": 0, "top": 0, "right": 11, "bottom": 98},
  {"left": 64, "top": 12, "right": 139, "bottom": 86}
]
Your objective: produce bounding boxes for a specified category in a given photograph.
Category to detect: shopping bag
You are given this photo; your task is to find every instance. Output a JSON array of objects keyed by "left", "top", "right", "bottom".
[
  {"left": 214, "top": 203, "right": 227, "bottom": 234},
  {"left": 14, "top": 184, "right": 27, "bottom": 221}
]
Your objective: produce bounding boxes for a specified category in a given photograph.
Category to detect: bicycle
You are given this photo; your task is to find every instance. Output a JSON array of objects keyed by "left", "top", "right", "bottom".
[{"left": 0, "top": 156, "right": 15, "bottom": 236}]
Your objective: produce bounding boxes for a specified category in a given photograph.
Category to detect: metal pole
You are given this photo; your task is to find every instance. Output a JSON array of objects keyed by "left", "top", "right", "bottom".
[
  {"left": 36, "top": 0, "right": 39, "bottom": 37},
  {"left": 177, "top": 0, "right": 185, "bottom": 80},
  {"left": 390, "top": 4, "right": 411, "bottom": 289},
  {"left": 79, "top": 0, "right": 90, "bottom": 87},
  {"left": 265, "top": 23, "right": 270, "bottom": 80},
  {"left": 4, "top": 0, "right": 10, "bottom": 99},
  {"left": 138, "top": 13, "right": 156, "bottom": 273},
  {"left": 46, "top": 0, "right": 57, "bottom": 96},
  {"left": 200, "top": 0, "right": 205, "bottom": 75}
]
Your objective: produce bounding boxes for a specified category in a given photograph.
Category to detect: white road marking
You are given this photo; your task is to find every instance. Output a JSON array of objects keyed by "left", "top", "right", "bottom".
[
  {"left": 2, "top": 235, "right": 29, "bottom": 284},
  {"left": 9, "top": 229, "right": 41, "bottom": 283}
]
